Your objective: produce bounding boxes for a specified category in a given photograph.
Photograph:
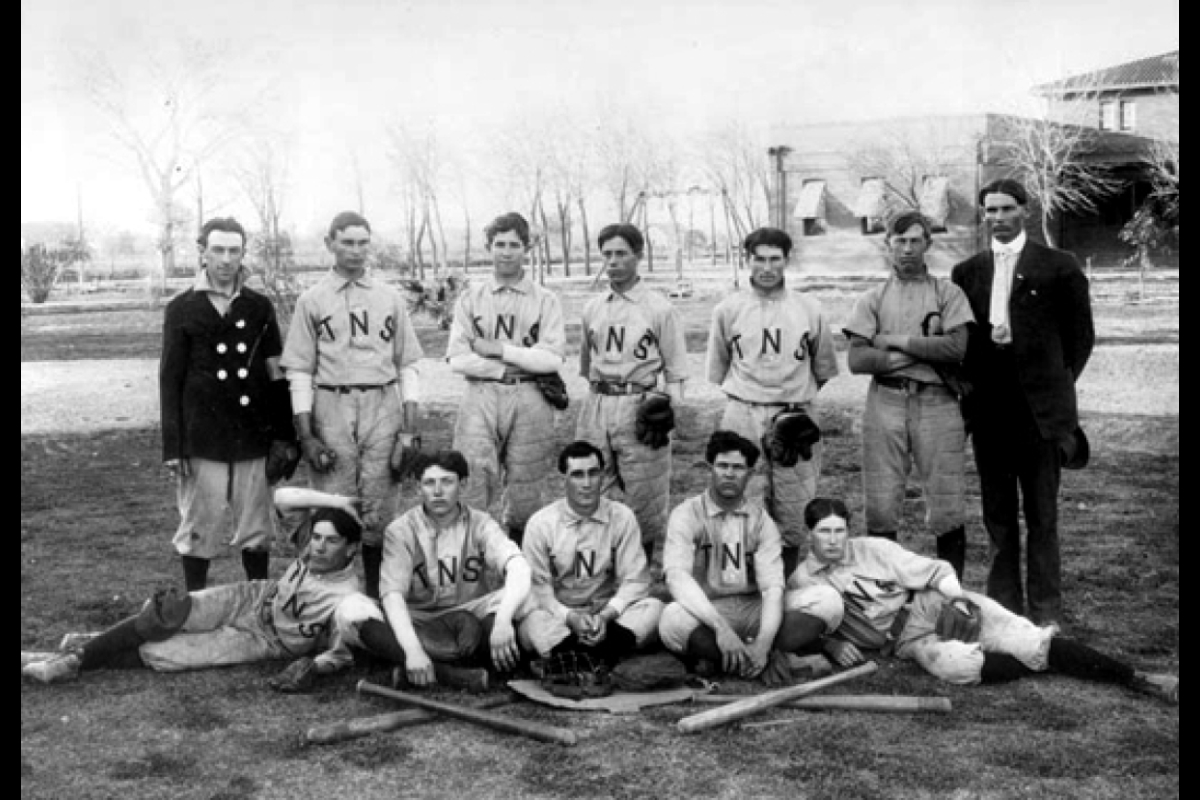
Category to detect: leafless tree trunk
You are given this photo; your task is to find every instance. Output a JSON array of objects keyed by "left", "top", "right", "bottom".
[{"left": 577, "top": 195, "right": 592, "bottom": 275}]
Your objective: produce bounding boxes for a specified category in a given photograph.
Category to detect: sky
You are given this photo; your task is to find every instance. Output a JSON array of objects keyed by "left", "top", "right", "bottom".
[{"left": 21, "top": 0, "right": 1179, "bottom": 239}]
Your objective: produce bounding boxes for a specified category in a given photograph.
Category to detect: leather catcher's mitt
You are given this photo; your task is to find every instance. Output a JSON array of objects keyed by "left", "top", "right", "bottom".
[
  {"left": 536, "top": 372, "right": 570, "bottom": 410},
  {"left": 268, "top": 656, "right": 318, "bottom": 693},
  {"left": 935, "top": 597, "right": 982, "bottom": 643},
  {"left": 610, "top": 651, "right": 688, "bottom": 692},
  {"left": 767, "top": 409, "right": 821, "bottom": 467},
  {"left": 265, "top": 440, "right": 302, "bottom": 484},
  {"left": 389, "top": 435, "right": 423, "bottom": 483},
  {"left": 635, "top": 393, "right": 675, "bottom": 449},
  {"left": 533, "top": 651, "right": 613, "bottom": 700}
]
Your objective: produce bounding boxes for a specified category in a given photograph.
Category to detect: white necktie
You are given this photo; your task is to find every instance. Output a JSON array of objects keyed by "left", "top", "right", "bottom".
[{"left": 989, "top": 250, "right": 1012, "bottom": 343}]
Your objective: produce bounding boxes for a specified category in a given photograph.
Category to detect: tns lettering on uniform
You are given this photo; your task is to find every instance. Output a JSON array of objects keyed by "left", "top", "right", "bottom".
[
  {"left": 730, "top": 334, "right": 744, "bottom": 359},
  {"left": 792, "top": 331, "right": 812, "bottom": 362},
  {"left": 696, "top": 542, "right": 745, "bottom": 570},
  {"left": 521, "top": 321, "right": 540, "bottom": 347},
  {"left": 632, "top": 329, "right": 657, "bottom": 360},
  {"left": 314, "top": 312, "right": 397, "bottom": 342},
  {"left": 297, "top": 620, "right": 327, "bottom": 639},
  {"left": 843, "top": 579, "right": 876, "bottom": 612},
  {"left": 350, "top": 310, "right": 369, "bottom": 338},
  {"left": 413, "top": 556, "right": 488, "bottom": 589},
  {"left": 762, "top": 328, "right": 782, "bottom": 356}
]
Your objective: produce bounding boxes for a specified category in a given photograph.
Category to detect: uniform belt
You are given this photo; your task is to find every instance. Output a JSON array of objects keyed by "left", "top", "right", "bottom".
[
  {"left": 729, "top": 394, "right": 808, "bottom": 412},
  {"left": 874, "top": 376, "right": 940, "bottom": 393},
  {"left": 316, "top": 379, "right": 396, "bottom": 394},
  {"left": 590, "top": 380, "right": 652, "bottom": 396},
  {"left": 468, "top": 375, "right": 540, "bottom": 385}
]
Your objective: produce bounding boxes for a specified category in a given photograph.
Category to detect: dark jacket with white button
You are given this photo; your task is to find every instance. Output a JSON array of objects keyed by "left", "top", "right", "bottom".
[{"left": 160, "top": 284, "right": 293, "bottom": 463}]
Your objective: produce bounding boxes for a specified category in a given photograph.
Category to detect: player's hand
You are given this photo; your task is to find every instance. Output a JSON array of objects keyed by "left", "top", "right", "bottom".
[
  {"left": 742, "top": 637, "right": 773, "bottom": 679},
  {"left": 566, "top": 611, "right": 593, "bottom": 639},
  {"left": 715, "top": 625, "right": 750, "bottom": 675},
  {"left": 405, "top": 650, "right": 437, "bottom": 687},
  {"left": 164, "top": 458, "right": 192, "bottom": 480},
  {"left": 823, "top": 638, "right": 865, "bottom": 668},
  {"left": 299, "top": 435, "right": 336, "bottom": 473},
  {"left": 873, "top": 334, "right": 908, "bottom": 351},
  {"left": 578, "top": 614, "right": 608, "bottom": 647},
  {"left": 470, "top": 338, "right": 504, "bottom": 359},
  {"left": 489, "top": 618, "right": 520, "bottom": 673}
]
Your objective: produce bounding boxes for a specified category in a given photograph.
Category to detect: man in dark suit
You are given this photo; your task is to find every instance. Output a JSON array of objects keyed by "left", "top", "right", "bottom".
[{"left": 951, "top": 179, "right": 1094, "bottom": 625}]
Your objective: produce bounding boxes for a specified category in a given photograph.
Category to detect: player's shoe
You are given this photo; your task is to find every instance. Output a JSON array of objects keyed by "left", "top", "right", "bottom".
[
  {"left": 391, "top": 663, "right": 489, "bottom": 694},
  {"left": 22, "top": 652, "right": 82, "bottom": 684},
  {"left": 1130, "top": 671, "right": 1179, "bottom": 704},
  {"left": 21, "top": 651, "right": 59, "bottom": 669},
  {"left": 58, "top": 632, "right": 100, "bottom": 651}
]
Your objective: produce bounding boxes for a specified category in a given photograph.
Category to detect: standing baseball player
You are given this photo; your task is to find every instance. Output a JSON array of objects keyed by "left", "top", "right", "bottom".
[
  {"left": 281, "top": 210, "right": 425, "bottom": 599},
  {"left": 446, "top": 211, "right": 566, "bottom": 546},
  {"left": 843, "top": 211, "right": 975, "bottom": 577},
  {"left": 160, "top": 216, "right": 300, "bottom": 592},
  {"left": 705, "top": 227, "right": 839, "bottom": 574},
  {"left": 23, "top": 488, "right": 376, "bottom": 689},
  {"left": 518, "top": 441, "right": 664, "bottom": 668},
  {"left": 576, "top": 223, "right": 689, "bottom": 566},
  {"left": 657, "top": 430, "right": 843, "bottom": 685},
  {"left": 787, "top": 498, "right": 1177, "bottom": 703},
  {"left": 343, "top": 449, "right": 531, "bottom": 688}
]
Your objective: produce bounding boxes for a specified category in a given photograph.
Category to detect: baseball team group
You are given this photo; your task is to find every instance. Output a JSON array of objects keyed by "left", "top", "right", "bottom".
[{"left": 23, "top": 177, "right": 1177, "bottom": 708}]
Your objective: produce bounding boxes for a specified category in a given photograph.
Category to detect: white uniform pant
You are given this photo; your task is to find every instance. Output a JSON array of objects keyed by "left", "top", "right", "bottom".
[
  {"left": 658, "top": 585, "right": 843, "bottom": 654},
  {"left": 452, "top": 381, "right": 557, "bottom": 534},
  {"left": 862, "top": 381, "right": 965, "bottom": 536},
  {"left": 173, "top": 456, "right": 274, "bottom": 559},
  {"left": 574, "top": 392, "right": 672, "bottom": 562},
  {"left": 311, "top": 385, "right": 405, "bottom": 547},
  {"left": 518, "top": 597, "right": 664, "bottom": 658},
  {"left": 894, "top": 589, "right": 1057, "bottom": 685},
  {"left": 719, "top": 399, "right": 822, "bottom": 553}
]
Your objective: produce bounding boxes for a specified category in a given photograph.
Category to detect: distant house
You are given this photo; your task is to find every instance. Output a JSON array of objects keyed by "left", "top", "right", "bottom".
[
  {"left": 1032, "top": 50, "right": 1179, "bottom": 143},
  {"left": 766, "top": 51, "right": 1178, "bottom": 272}
]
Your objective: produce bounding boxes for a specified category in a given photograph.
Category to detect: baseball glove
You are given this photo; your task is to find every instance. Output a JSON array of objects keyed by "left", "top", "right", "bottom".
[
  {"left": 833, "top": 603, "right": 890, "bottom": 650},
  {"left": 388, "top": 435, "right": 423, "bottom": 483},
  {"left": 610, "top": 652, "right": 688, "bottom": 692},
  {"left": 767, "top": 409, "right": 821, "bottom": 467},
  {"left": 536, "top": 372, "right": 570, "bottom": 410},
  {"left": 534, "top": 651, "right": 614, "bottom": 700},
  {"left": 935, "top": 598, "right": 982, "bottom": 643},
  {"left": 268, "top": 656, "right": 318, "bottom": 693},
  {"left": 635, "top": 393, "right": 675, "bottom": 449},
  {"left": 265, "top": 439, "right": 302, "bottom": 484}
]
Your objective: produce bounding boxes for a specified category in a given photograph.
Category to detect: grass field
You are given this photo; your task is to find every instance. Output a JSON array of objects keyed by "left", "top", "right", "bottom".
[{"left": 21, "top": 269, "right": 1178, "bottom": 800}]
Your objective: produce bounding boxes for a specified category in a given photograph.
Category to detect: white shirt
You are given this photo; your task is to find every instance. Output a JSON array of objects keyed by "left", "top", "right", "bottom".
[{"left": 988, "top": 230, "right": 1026, "bottom": 344}]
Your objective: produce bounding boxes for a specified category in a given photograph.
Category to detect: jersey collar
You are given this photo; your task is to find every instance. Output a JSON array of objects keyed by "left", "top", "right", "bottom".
[{"left": 562, "top": 497, "right": 613, "bottom": 526}]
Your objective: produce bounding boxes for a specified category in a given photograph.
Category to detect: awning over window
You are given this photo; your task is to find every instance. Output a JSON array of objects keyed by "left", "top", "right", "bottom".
[
  {"left": 793, "top": 180, "right": 826, "bottom": 220},
  {"left": 854, "top": 178, "right": 886, "bottom": 218},
  {"left": 919, "top": 176, "right": 950, "bottom": 228}
]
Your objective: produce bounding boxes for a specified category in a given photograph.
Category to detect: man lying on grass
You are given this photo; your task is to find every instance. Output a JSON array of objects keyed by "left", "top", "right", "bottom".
[
  {"left": 22, "top": 488, "right": 378, "bottom": 688},
  {"left": 788, "top": 497, "right": 1178, "bottom": 704}
]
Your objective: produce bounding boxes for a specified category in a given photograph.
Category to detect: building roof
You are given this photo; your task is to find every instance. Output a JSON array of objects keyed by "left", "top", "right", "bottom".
[{"left": 1033, "top": 50, "right": 1179, "bottom": 96}]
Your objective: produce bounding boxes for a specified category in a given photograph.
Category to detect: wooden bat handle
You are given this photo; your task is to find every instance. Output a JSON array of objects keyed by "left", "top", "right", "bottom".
[
  {"left": 357, "top": 680, "right": 578, "bottom": 747},
  {"left": 302, "top": 696, "right": 513, "bottom": 745},
  {"left": 677, "top": 661, "right": 878, "bottom": 733},
  {"left": 696, "top": 694, "right": 952, "bottom": 714}
]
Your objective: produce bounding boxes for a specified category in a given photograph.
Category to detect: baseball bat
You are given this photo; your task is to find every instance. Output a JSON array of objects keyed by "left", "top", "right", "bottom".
[
  {"left": 677, "top": 661, "right": 878, "bottom": 733},
  {"left": 356, "top": 680, "right": 578, "bottom": 747},
  {"left": 301, "top": 696, "right": 514, "bottom": 746},
  {"left": 694, "top": 694, "right": 952, "bottom": 714}
]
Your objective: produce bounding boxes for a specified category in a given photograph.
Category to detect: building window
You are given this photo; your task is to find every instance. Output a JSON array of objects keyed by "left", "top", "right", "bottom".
[
  {"left": 1099, "top": 100, "right": 1117, "bottom": 131},
  {"left": 854, "top": 177, "right": 887, "bottom": 235},
  {"left": 793, "top": 179, "right": 827, "bottom": 236},
  {"left": 1120, "top": 100, "right": 1136, "bottom": 131}
]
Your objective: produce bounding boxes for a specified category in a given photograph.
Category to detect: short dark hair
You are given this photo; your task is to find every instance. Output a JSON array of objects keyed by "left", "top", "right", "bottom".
[
  {"left": 978, "top": 178, "right": 1028, "bottom": 207},
  {"left": 597, "top": 223, "right": 645, "bottom": 254},
  {"left": 485, "top": 212, "right": 531, "bottom": 248},
  {"left": 804, "top": 497, "right": 852, "bottom": 530},
  {"left": 415, "top": 450, "right": 470, "bottom": 482},
  {"left": 743, "top": 227, "right": 793, "bottom": 258},
  {"left": 310, "top": 507, "right": 363, "bottom": 544},
  {"left": 197, "top": 217, "right": 247, "bottom": 249},
  {"left": 328, "top": 211, "right": 372, "bottom": 238},
  {"left": 557, "top": 440, "right": 606, "bottom": 474},
  {"left": 886, "top": 211, "right": 934, "bottom": 242},
  {"left": 705, "top": 430, "right": 760, "bottom": 469}
]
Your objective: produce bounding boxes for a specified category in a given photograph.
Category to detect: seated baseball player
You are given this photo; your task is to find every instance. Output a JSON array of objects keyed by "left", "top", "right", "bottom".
[
  {"left": 346, "top": 449, "right": 532, "bottom": 690},
  {"left": 518, "top": 441, "right": 664, "bottom": 669},
  {"left": 22, "top": 488, "right": 376, "bottom": 688},
  {"left": 788, "top": 497, "right": 1179, "bottom": 703},
  {"left": 657, "top": 430, "right": 843, "bottom": 685}
]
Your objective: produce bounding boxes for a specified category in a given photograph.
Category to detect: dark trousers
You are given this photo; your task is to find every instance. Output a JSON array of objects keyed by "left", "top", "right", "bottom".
[{"left": 970, "top": 362, "right": 1064, "bottom": 624}]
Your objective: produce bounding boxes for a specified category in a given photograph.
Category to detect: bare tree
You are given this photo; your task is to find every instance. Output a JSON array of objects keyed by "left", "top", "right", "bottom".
[
  {"left": 1120, "top": 134, "right": 1179, "bottom": 297},
  {"left": 235, "top": 137, "right": 300, "bottom": 331},
  {"left": 73, "top": 39, "right": 250, "bottom": 294},
  {"left": 696, "top": 122, "right": 771, "bottom": 250},
  {"left": 387, "top": 123, "right": 453, "bottom": 278},
  {"left": 844, "top": 121, "right": 966, "bottom": 219}
]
